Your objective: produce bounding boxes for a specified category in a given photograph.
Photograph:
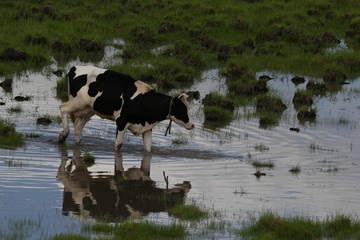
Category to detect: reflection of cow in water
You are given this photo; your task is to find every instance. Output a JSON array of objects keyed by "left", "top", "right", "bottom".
[{"left": 56, "top": 146, "right": 190, "bottom": 220}]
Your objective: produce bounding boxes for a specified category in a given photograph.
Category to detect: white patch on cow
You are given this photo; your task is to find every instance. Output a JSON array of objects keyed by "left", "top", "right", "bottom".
[
  {"left": 128, "top": 122, "right": 158, "bottom": 136},
  {"left": 74, "top": 65, "right": 107, "bottom": 82},
  {"left": 130, "top": 81, "right": 153, "bottom": 100},
  {"left": 113, "top": 95, "right": 124, "bottom": 118}
]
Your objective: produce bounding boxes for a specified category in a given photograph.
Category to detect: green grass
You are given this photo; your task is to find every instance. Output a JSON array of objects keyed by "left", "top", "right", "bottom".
[
  {"left": 1, "top": 0, "right": 360, "bottom": 80},
  {"left": 7, "top": 105, "right": 22, "bottom": 114},
  {"left": 83, "top": 152, "right": 95, "bottom": 166},
  {"left": 169, "top": 204, "right": 208, "bottom": 221},
  {"left": 0, "top": 119, "right": 24, "bottom": 148},
  {"left": 251, "top": 160, "right": 274, "bottom": 169},
  {"left": 254, "top": 143, "right": 270, "bottom": 152},
  {"left": 289, "top": 164, "right": 301, "bottom": 174},
  {"left": 203, "top": 106, "right": 233, "bottom": 129},
  {"left": 239, "top": 212, "right": 360, "bottom": 240},
  {"left": 86, "top": 221, "right": 186, "bottom": 240}
]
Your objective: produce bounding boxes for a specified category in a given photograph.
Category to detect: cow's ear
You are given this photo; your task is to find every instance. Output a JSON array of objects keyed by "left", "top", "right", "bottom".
[{"left": 178, "top": 93, "right": 189, "bottom": 101}]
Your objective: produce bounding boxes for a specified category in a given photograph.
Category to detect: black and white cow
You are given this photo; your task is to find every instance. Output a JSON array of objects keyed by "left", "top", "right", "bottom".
[{"left": 59, "top": 66, "right": 194, "bottom": 152}]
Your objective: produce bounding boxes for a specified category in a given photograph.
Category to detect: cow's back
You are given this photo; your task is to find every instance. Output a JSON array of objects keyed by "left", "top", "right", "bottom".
[{"left": 68, "top": 66, "right": 141, "bottom": 117}]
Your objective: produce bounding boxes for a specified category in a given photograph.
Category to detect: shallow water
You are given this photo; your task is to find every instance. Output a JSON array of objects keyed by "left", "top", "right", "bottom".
[{"left": 0, "top": 61, "right": 360, "bottom": 239}]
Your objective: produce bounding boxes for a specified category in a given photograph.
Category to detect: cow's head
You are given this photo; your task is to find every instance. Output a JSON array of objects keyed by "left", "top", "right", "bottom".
[{"left": 170, "top": 93, "right": 195, "bottom": 130}]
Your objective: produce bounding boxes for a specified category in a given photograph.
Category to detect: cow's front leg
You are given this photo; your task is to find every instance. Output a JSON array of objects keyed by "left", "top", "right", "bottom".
[
  {"left": 115, "top": 117, "right": 128, "bottom": 151},
  {"left": 142, "top": 130, "right": 152, "bottom": 152}
]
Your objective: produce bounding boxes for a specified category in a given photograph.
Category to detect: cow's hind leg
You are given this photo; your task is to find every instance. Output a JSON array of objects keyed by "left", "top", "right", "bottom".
[
  {"left": 59, "top": 100, "right": 87, "bottom": 143},
  {"left": 73, "top": 110, "right": 94, "bottom": 144},
  {"left": 59, "top": 102, "right": 72, "bottom": 143},
  {"left": 142, "top": 130, "right": 152, "bottom": 152}
]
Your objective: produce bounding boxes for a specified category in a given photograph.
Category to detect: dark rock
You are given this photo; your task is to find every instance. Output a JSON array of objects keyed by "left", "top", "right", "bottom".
[
  {"left": 36, "top": 117, "right": 52, "bottom": 125},
  {"left": 291, "top": 76, "right": 305, "bottom": 86},
  {"left": 14, "top": 96, "right": 31, "bottom": 102},
  {"left": 290, "top": 127, "right": 300, "bottom": 133}
]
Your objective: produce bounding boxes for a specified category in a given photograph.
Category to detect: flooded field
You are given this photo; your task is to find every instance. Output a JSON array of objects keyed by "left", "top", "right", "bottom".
[{"left": 0, "top": 59, "right": 360, "bottom": 238}]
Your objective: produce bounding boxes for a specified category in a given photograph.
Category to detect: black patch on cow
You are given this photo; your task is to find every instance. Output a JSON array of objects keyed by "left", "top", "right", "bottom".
[
  {"left": 90, "top": 70, "right": 137, "bottom": 116},
  {"left": 171, "top": 97, "right": 189, "bottom": 123},
  {"left": 68, "top": 67, "right": 87, "bottom": 98},
  {"left": 116, "top": 91, "right": 171, "bottom": 130}
]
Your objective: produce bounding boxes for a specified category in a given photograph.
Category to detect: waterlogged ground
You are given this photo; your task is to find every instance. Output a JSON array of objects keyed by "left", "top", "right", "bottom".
[{"left": 0, "top": 58, "right": 360, "bottom": 238}]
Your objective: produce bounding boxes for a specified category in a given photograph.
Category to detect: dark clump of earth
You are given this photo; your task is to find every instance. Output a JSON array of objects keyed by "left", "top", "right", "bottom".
[
  {"left": 0, "top": 48, "right": 28, "bottom": 61},
  {"left": 36, "top": 117, "right": 52, "bottom": 126}
]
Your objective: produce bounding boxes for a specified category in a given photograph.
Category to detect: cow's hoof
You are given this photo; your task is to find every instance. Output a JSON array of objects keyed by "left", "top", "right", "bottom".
[{"left": 59, "top": 134, "right": 67, "bottom": 143}]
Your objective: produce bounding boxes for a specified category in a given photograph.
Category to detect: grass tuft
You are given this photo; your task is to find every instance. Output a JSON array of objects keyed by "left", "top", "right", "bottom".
[
  {"left": 83, "top": 152, "right": 95, "bottom": 167},
  {"left": 240, "top": 212, "right": 360, "bottom": 240},
  {"left": 289, "top": 164, "right": 301, "bottom": 174},
  {"left": 87, "top": 221, "right": 186, "bottom": 240},
  {"left": 0, "top": 119, "right": 24, "bottom": 148},
  {"left": 169, "top": 204, "right": 208, "bottom": 221}
]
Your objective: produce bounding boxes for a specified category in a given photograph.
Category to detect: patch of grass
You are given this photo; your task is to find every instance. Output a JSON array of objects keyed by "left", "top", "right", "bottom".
[
  {"left": 203, "top": 92, "right": 234, "bottom": 110},
  {"left": 297, "top": 107, "right": 317, "bottom": 124},
  {"left": 203, "top": 106, "right": 233, "bottom": 129},
  {"left": 0, "top": 119, "right": 24, "bottom": 148},
  {"left": 239, "top": 212, "right": 323, "bottom": 240},
  {"left": 254, "top": 143, "right": 270, "bottom": 152},
  {"left": 1, "top": 0, "right": 359, "bottom": 88},
  {"left": 7, "top": 105, "right": 22, "bottom": 114},
  {"left": 293, "top": 89, "right": 314, "bottom": 109},
  {"left": 87, "top": 221, "right": 186, "bottom": 240},
  {"left": 169, "top": 204, "right": 208, "bottom": 221},
  {"left": 239, "top": 212, "right": 360, "bottom": 240},
  {"left": 289, "top": 164, "right": 301, "bottom": 174},
  {"left": 256, "top": 95, "right": 287, "bottom": 113},
  {"left": 309, "top": 141, "right": 336, "bottom": 152},
  {"left": 83, "top": 152, "right": 95, "bottom": 166},
  {"left": 251, "top": 160, "right": 274, "bottom": 169}
]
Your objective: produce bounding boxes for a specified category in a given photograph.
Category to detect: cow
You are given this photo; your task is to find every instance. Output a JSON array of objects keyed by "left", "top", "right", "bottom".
[{"left": 59, "top": 66, "right": 194, "bottom": 152}]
